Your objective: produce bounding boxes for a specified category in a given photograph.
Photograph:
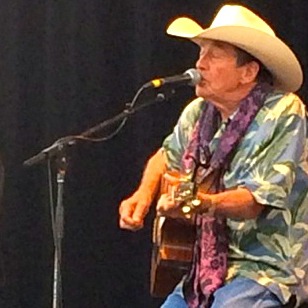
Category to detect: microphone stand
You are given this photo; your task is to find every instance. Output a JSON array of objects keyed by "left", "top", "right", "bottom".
[
  {"left": 52, "top": 152, "right": 67, "bottom": 308},
  {"left": 23, "top": 90, "right": 170, "bottom": 308}
]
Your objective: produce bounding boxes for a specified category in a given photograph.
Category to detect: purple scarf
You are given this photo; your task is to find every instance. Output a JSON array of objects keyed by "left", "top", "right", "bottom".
[{"left": 181, "top": 83, "right": 272, "bottom": 308}]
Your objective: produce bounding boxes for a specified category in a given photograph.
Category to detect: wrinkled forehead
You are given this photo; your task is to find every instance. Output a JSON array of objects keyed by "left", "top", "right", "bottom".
[
  {"left": 198, "top": 39, "right": 236, "bottom": 51},
  {"left": 198, "top": 39, "right": 238, "bottom": 57}
]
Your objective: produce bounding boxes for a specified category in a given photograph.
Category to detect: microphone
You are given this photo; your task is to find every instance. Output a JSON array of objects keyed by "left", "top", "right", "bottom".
[{"left": 145, "top": 68, "right": 201, "bottom": 88}]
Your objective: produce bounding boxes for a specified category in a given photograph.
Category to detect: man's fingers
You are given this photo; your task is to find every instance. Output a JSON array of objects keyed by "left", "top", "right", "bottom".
[
  {"left": 119, "top": 199, "right": 134, "bottom": 217},
  {"left": 119, "top": 198, "right": 147, "bottom": 230},
  {"left": 156, "top": 193, "right": 177, "bottom": 213},
  {"left": 132, "top": 202, "right": 149, "bottom": 222},
  {"left": 119, "top": 218, "right": 143, "bottom": 231},
  {"left": 119, "top": 192, "right": 152, "bottom": 231}
]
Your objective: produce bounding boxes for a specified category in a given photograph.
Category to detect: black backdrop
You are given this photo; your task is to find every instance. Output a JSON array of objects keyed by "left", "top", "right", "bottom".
[{"left": 0, "top": 1, "right": 307, "bottom": 307}]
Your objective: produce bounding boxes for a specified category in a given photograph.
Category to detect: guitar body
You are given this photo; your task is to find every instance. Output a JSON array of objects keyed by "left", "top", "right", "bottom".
[{"left": 150, "top": 216, "right": 195, "bottom": 297}]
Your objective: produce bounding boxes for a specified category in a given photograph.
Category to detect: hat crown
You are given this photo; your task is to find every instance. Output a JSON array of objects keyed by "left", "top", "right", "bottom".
[{"left": 211, "top": 5, "right": 275, "bottom": 37}]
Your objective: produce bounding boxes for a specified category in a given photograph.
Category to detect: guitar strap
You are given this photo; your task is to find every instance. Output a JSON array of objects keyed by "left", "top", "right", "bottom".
[{"left": 181, "top": 82, "right": 272, "bottom": 308}]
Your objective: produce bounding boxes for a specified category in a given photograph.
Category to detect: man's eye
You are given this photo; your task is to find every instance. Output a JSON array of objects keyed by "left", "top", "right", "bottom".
[{"left": 211, "top": 50, "right": 223, "bottom": 58}]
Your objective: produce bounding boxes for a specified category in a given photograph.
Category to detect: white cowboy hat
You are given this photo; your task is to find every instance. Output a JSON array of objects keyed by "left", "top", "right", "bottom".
[{"left": 166, "top": 4, "right": 303, "bottom": 92}]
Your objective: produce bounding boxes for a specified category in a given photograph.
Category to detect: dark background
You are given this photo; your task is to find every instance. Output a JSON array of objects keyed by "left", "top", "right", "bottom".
[{"left": 0, "top": 1, "right": 307, "bottom": 307}]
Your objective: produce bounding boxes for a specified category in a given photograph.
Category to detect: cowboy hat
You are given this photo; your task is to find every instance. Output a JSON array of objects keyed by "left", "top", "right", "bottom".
[{"left": 166, "top": 4, "right": 303, "bottom": 92}]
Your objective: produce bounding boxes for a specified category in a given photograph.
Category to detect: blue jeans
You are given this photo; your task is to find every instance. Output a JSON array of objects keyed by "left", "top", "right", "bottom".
[{"left": 160, "top": 277, "right": 283, "bottom": 308}]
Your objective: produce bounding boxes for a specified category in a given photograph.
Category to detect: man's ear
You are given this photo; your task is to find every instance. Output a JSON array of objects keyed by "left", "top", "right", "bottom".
[{"left": 241, "top": 61, "right": 260, "bottom": 84}]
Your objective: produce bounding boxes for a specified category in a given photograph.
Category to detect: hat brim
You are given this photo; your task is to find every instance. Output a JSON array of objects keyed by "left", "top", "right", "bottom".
[{"left": 167, "top": 17, "right": 303, "bottom": 92}]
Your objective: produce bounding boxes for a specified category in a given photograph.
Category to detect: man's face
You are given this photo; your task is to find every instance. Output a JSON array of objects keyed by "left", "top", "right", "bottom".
[{"left": 195, "top": 40, "right": 249, "bottom": 101}]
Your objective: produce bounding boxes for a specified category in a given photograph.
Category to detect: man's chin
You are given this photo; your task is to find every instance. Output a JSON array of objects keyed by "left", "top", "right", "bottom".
[{"left": 195, "top": 88, "right": 211, "bottom": 100}]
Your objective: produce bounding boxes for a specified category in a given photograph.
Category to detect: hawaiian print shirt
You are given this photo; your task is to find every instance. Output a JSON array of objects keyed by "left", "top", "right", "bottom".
[{"left": 162, "top": 91, "right": 308, "bottom": 305}]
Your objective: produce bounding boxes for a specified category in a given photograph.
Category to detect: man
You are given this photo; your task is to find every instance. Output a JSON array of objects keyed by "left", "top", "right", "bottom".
[{"left": 119, "top": 4, "right": 308, "bottom": 308}]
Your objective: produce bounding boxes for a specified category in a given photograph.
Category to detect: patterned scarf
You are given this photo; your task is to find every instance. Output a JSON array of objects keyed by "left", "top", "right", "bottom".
[{"left": 181, "top": 82, "right": 272, "bottom": 308}]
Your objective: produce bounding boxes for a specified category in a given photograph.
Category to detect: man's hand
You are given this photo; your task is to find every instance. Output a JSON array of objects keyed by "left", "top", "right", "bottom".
[
  {"left": 156, "top": 172, "right": 187, "bottom": 219},
  {"left": 157, "top": 172, "right": 213, "bottom": 218},
  {"left": 156, "top": 193, "right": 183, "bottom": 218},
  {"left": 119, "top": 191, "right": 152, "bottom": 231},
  {"left": 118, "top": 148, "right": 167, "bottom": 231}
]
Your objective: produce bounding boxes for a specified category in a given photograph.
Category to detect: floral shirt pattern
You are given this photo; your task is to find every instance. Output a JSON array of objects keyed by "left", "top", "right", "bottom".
[{"left": 162, "top": 91, "right": 308, "bottom": 304}]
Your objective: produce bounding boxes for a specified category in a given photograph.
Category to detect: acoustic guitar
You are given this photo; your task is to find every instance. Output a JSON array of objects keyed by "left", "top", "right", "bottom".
[
  {"left": 150, "top": 171, "right": 197, "bottom": 298},
  {"left": 150, "top": 170, "right": 217, "bottom": 298}
]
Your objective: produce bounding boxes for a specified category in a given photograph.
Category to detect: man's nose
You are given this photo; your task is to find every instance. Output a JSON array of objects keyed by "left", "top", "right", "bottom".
[{"left": 196, "top": 52, "right": 208, "bottom": 70}]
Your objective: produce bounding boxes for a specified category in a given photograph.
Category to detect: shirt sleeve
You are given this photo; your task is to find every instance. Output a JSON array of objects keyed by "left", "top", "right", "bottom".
[
  {"left": 162, "top": 97, "right": 204, "bottom": 170},
  {"left": 233, "top": 93, "right": 307, "bottom": 209}
]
